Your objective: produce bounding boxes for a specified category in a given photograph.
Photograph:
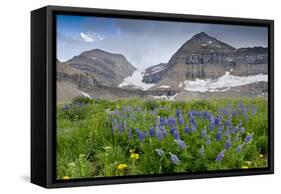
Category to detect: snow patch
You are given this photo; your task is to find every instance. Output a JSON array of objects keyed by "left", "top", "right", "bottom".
[
  {"left": 159, "top": 85, "right": 171, "bottom": 89},
  {"left": 152, "top": 93, "right": 178, "bottom": 101},
  {"left": 183, "top": 72, "right": 268, "bottom": 92},
  {"left": 178, "top": 82, "right": 183, "bottom": 88},
  {"left": 81, "top": 91, "right": 91, "bottom": 98},
  {"left": 119, "top": 70, "right": 155, "bottom": 90},
  {"left": 208, "top": 41, "right": 212, "bottom": 44}
]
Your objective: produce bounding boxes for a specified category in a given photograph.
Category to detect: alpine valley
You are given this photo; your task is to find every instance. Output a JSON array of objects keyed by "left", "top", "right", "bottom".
[{"left": 57, "top": 32, "right": 268, "bottom": 102}]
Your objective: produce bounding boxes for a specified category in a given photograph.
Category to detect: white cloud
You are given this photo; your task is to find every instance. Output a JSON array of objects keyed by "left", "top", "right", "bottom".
[
  {"left": 80, "top": 32, "right": 104, "bottom": 42},
  {"left": 97, "top": 34, "right": 104, "bottom": 40},
  {"left": 80, "top": 32, "right": 94, "bottom": 42}
]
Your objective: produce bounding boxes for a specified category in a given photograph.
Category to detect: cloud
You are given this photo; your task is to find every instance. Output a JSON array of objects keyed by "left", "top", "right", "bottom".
[
  {"left": 97, "top": 34, "right": 104, "bottom": 40},
  {"left": 80, "top": 32, "right": 104, "bottom": 42},
  {"left": 80, "top": 32, "right": 94, "bottom": 42}
]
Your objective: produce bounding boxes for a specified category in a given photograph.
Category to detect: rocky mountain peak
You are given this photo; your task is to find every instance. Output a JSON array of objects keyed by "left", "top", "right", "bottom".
[
  {"left": 182, "top": 32, "right": 236, "bottom": 52},
  {"left": 191, "top": 32, "right": 212, "bottom": 40},
  {"left": 65, "top": 49, "right": 136, "bottom": 87}
]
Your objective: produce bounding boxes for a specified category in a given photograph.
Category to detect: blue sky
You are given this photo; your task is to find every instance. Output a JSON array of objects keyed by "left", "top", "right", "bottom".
[{"left": 57, "top": 14, "right": 268, "bottom": 69}]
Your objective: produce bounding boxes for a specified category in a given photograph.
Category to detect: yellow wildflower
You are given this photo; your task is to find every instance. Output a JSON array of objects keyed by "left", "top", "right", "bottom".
[
  {"left": 130, "top": 153, "right": 140, "bottom": 160},
  {"left": 259, "top": 154, "right": 264, "bottom": 158},
  {"left": 241, "top": 165, "right": 249, "bottom": 169},
  {"left": 117, "top": 163, "right": 128, "bottom": 170},
  {"left": 63, "top": 176, "right": 70, "bottom": 180}
]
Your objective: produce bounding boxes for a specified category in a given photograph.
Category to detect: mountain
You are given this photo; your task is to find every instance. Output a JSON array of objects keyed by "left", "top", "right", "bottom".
[
  {"left": 66, "top": 49, "right": 136, "bottom": 87},
  {"left": 146, "top": 32, "right": 268, "bottom": 89},
  {"left": 57, "top": 32, "right": 268, "bottom": 102},
  {"left": 57, "top": 59, "right": 151, "bottom": 101}
]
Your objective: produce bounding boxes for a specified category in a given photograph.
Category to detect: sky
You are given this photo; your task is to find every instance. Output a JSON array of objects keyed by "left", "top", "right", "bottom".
[{"left": 57, "top": 14, "right": 268, "bottom": 69}]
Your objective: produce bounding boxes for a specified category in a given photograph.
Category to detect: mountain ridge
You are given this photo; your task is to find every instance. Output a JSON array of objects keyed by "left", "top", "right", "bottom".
[{"left": 66, "top": 48, "right": 136, "bottom": 87}]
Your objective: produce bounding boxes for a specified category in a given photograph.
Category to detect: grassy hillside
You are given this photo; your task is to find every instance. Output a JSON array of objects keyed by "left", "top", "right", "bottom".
[{"left": 56, "top": 97, "right": 268, "bottom": 180}]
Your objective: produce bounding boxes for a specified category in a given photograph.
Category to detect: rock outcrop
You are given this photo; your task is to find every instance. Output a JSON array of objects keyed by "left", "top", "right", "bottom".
[{"left": 142, "top": 63, "right": 168, "bottom": 83}]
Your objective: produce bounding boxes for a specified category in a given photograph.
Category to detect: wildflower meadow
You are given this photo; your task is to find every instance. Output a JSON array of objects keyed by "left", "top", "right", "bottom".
[{"left": 56, "top": 97, "right": 268, "bottom": 180}]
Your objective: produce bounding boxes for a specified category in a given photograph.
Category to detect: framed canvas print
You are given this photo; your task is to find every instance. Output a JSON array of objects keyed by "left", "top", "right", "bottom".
[{"left": 31, "top": 5, "right": 274, "bottom": 188}]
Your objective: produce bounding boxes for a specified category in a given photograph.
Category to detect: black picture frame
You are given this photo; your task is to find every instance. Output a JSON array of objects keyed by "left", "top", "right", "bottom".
[{"left": 31, "top": 5, "right": 274, "bottom": 188}]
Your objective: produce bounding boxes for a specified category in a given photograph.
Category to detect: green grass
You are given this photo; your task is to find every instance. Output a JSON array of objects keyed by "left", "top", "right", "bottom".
[{"left": 56, "top": 97, "right": 268, "bottom": 180}]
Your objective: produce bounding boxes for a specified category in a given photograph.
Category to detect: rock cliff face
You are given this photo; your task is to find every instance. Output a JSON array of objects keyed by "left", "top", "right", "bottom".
[
  {"left": 66, "top": 49, "right": 136, "bottom": 87},
  {"left": 142, "top": 63, "right": 168, "bottom": 83},
  {"left": 144, "top": 32, "right": 268, "bottom": 84},
  {"left": 57, "top": 60, "right": 99, "bottom": 90}
]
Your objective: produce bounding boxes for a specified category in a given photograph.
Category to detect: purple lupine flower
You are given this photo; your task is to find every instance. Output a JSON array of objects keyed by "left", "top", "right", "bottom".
[
  {"left": 184, "top": 125, "right": 191, "bottom": 134},
  {"left": 170, "top": 127, "right": 177, "bottom": 135},
  {"left": 162, "top": 118, "right": 168, "bottom": 126},
  {"left": 160, "top": 117, "right": 165, "bottom": 126},
  {"left": 224, "top": 127, "right": 231, "bottom": 136},
  {"left": 155, "top": 148, "right": 165, "bottom": 157},
  {"left": 216, "top": 131, "right": 222, "bottom": 141},
  {"left": 62, "top": 104, "right": 70, "bottom": 111},
  {"left": 201, "top": 127, "right": 207, "bottom": 138},
  {"left": 122, "top": 106, "right": 127, "bottom": 112},
  {"left": 204, "top": 111, "right": 212, "bottom": 119},
  {"left": 149, "top": 127, "right": 155, "bottom": 136},
  {"left": 209, "top": 118, "right": 215, "bottom": 131},
  {"left": 160, "top": 126, "right": 168, "bottom": 137},
  {"left": 215, "top": 114, "right": 222, "bottom": 126},
  {"left": 179, "top": 116, "right": 184, "bottom": 125},
  {"left": 175, "top": 139, "right": 186, "bottom": 150},
  {"left": 225, "top": 136, "right": 232, "bottom": 150},
  {"left": 215, "top": 150, "right": 225, "bottom": 162},
  {"left": 173, "top": 130, "right": 181, "bottom": 140},
  {"left": 233, "top": 126, "right": 239, "bottom": 133},
  {"left": 191, "top": 126, "right": 197, "bottom": 133},
  {"left": 239, "top": 103, "right": 248, "bottom": 121},
  {"left": 156, "top": 127, "right": 164, "bottom": 140},
  {"left": 189, "top": 117, "right": 197, "bottom": 128},
  {"left": 236, "top": 144, "right": 244, "bottom": 153},
  {"left": 199, "top": 146, "right": 205, "bottom": 156},
  {"left": 225, "top": 119, "right": 231, "bottom": 127},
  {"left": 135, "top": 128, "right": 145, "bottom": 141},
  {"left": 244, "top": 133, "right": 254, "bottom": 144},
  {"left": 168, "top": 116, "right": 177, "bottom": 126},
  {"left": 170, "top": 153, "right": 180, "bottom": 165},
  {"left": 176, "top": 109, "right": 181, "bottom": 118},
  {"left": 232, "top": 110, "right": 238, "bottom": 117}
]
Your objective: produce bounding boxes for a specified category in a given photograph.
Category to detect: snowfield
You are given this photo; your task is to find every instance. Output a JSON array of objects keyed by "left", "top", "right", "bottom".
[
  {"left": 118, "top": 70, "right": 155, "bottom": 90},
  {"left": 183, "top": 72, "right": 268, "bottom": 92}
]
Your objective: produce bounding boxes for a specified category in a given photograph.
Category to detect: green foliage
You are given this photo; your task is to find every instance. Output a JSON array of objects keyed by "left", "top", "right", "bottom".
[
  {"left": 72, "top": 96, "right": 94, "bottom": 105},
  {"left": 56, "top": 98, "right": 269, "bottom": 179}
]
